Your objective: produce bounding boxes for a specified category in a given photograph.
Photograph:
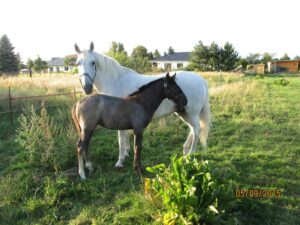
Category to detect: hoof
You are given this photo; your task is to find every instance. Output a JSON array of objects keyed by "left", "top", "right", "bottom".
[
  {"left": 80, "top": 176, "right": 87, "bottom": 181},
  {"left": 134, "top": 165, "right": 144, "bottom": 173},
  {"left": 115, "top": 162, "right": 124, "bottom": 168}
]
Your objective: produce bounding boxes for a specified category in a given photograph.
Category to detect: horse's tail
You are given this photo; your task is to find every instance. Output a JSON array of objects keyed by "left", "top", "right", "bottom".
[
  {"left": 71, "top": 103, "right": 81, "bottom": 135},
  {"left": 199, "top": 80, "right": 211, "bottom": 148}
]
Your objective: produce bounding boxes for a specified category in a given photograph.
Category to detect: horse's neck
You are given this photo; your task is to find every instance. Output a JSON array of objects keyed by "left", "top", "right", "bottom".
[{"left": 94, "top": 53, "right": 163, "bottom": 96}]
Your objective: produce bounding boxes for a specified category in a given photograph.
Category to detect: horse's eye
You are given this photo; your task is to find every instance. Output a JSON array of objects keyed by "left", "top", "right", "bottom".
[{"left": 92, "top": 61, "right": 95, "bottom": 66}]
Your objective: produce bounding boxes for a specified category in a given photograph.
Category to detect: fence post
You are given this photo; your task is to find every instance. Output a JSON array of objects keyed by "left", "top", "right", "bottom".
[
  {"left": 8, "top": 86, "right": 13, "bottom": 125},
  {"left": 73, "top": 87, "right": 77, "bottom": 101}
]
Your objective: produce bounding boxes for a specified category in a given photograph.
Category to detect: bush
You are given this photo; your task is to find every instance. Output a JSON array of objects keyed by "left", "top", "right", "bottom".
[
  {"left": 146, "top": 155, "right": 237, "bottom": 225},
  {"left": 274, "top": 78, "right": 289, "bottom": 86},
  {"left": 15, "top": 105, "right": 76, "bottom": 172}
]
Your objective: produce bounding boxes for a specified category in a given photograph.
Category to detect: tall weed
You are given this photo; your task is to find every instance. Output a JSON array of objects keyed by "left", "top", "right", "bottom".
[{"left": 15, "top": 105, "right": 76, "bottom": 172}]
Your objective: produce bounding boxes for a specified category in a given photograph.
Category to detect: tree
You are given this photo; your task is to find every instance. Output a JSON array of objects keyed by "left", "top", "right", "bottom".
[
  {"left": 64, "top": 55, "right": 77, "bottom": 66},
  {"left": 16, "top": 52, "right": 25, "bottom": 70},
  {"left": 106, "top": 41, "right": 131, "bottom": 67},
  {"left": 0, "top": 35, "right": 19, "bottom": 74},
  {"left": 153, "top": 49, "right": 161, "bottom": 58},
  {"left": 208, "top": 42, "right": 221, "bottom": 71},
  {"left": 189, "top": 41, "right": 211, "bottom": 71},
  {"left": 131, "top": 45, "right": 151, "bottom": 73},
  {"left": 246, "top": 53, "right": 261, "bottom": 65},
  {"left": 27, "top": 58, "right": 34, "bottom": 70},
  {"left": 33, "top": 56, "right": 48, "bottom": 73},
  {"left": 219, "top": 42, "right": 239, "bottom": 71},
  {"left": 280, "top": 53, "right": 290, "bottom": 60},
  {"left": 189, "top": 41, "right": 239, "bottom": 71},
  {"left": 261, "top": 52, "right": 274, "bottom": 64},
  {"left": 168, "top": 46, "right": 175, "bottom": 54},
  {"left": 294, "top": 55, "right": 300, "bottom": 60}
]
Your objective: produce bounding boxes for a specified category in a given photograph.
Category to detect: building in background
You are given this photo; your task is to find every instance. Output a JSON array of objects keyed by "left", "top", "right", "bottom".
[
  {"left": 268, "top": 60, "right": 300, "bottom": 73},
  {"left": 150, "top": 52, "right": 191, "bottom": 71}
]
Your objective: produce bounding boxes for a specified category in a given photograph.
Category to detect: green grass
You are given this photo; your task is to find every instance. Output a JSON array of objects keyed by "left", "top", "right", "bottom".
[{"left": 0, "top": 74, "right": 299, "bottom": 224}]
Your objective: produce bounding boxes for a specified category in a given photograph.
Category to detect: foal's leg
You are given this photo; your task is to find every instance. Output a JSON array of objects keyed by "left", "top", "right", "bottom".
[
  {"left": 82, "top": 129, "right": 94, "bottom": 173},
  {"left": 77, "top": 139, "right": 86, "bottom": 180},
  {"left": 77, "top": 129, "right": 94, "bottom": 180},
  {"left": 133, "top": 131, "right": 143, "bottom": 171}
]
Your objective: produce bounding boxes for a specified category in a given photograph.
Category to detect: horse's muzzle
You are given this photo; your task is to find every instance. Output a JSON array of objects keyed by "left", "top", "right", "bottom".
[{"left": 83, "top": 83, "right": 93, "bottom": 95}]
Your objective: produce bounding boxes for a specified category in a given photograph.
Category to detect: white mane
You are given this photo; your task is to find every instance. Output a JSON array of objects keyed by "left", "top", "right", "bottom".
[{"left": 94, "top": 52, "right": 138, "bottom": 78}]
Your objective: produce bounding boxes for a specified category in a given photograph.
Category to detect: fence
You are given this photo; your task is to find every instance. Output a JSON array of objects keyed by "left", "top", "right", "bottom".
[{"left": 0, "top": 87, "right": 83, "bottom": 125}]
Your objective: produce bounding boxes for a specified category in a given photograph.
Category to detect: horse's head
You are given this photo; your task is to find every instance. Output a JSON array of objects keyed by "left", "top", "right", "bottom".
[
  {"left": 164, "top": 73, "right": 188, "bottom": 111},
  {"left": 74, "top": 42, "right": 97, "bottom": 95}
]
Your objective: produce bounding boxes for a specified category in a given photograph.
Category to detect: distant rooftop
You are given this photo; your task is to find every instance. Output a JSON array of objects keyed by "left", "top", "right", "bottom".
[
  {"left": 47, "top": 57, "right": 65, "bottom": 66},
  {"left": 151, "top": 52, "right": 191, "bottom": 62}
]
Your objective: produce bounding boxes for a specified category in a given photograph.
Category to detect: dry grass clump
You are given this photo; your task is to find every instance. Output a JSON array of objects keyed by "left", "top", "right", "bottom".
[{"left": 0, "top": 74, "right": 81, "bottom": 90}]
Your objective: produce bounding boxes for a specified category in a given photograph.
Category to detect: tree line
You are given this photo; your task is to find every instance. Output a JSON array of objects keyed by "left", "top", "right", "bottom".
[{"left": 1, "top": 34, "right": 299, "bottom": 75}]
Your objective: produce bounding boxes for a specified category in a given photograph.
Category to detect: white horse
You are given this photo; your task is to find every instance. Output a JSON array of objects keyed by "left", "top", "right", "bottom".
[{"left": 74, "top": 42, "right": 211, "bottom": 168}]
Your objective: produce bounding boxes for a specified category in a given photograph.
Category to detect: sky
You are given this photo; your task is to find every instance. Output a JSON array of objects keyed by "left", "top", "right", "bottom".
[{"left": 1, "top": 0, "right": 299, "bottom": 62}]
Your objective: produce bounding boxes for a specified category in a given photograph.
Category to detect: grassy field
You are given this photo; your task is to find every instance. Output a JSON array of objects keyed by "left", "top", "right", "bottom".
[{"left": 0, "top": 73, "right": 299, "bottom": 224}]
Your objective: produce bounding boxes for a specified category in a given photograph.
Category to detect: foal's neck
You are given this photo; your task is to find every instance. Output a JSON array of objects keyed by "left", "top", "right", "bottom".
[{"left": 131, "top": 81, "right": 166, "bottom": 115}]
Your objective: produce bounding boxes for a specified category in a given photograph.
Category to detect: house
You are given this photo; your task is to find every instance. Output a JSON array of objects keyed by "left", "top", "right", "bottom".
[
  {"left": 47, "top": 55, "right": 76, "bottom": 73},
  {"left": 150, "top": 52, "right": 191, "bottom": 70},
  {"left": 267, "top": 59, "right": 300, "bottom": 73}
]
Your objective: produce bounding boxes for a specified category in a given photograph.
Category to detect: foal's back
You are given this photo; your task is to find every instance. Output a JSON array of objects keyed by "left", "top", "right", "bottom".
[{"left": 76, "top": 94, "right": 144, "bottom": 130}]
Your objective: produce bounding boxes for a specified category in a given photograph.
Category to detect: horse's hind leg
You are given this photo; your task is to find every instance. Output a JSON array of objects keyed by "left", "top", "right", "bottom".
[
  {"left": 178, "top": 112, "right": 200, "bottom": 154},
  {"left": 115, "top": 130, "right": 131, "bottom": 167},
  {"left": 124, "top": 130, "right": 131, "bottom": 157},
  {"left": 115, "top": 130, "right": 126, "bottom": 168},
  {"left": 183, "top": 131, "right": 193, "bottom": 155}
]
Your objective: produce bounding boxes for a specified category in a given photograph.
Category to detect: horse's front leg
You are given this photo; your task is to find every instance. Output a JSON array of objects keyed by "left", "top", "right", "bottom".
[
  {"left": 133, "top": 131, "right": 143, "bottom": 171},
  {"left": 115, "top": 130, "right": 131, "bottom": 168}
]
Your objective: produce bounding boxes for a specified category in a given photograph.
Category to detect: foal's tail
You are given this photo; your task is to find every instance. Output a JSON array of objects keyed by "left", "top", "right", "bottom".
[
  {"left": 199, "top": 80, "right": 211, "bottom": 148},
  {"left": 71, "top": 103, "right": 81, "bottom": 135}
]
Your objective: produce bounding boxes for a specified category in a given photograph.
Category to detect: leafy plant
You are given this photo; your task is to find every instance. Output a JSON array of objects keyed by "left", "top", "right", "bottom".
[
  {"left": 146, "top": 154, "right": 236, "bottom": 225},
  {"left": 274, "top": 78, "right": 289, "bottom": 86}
]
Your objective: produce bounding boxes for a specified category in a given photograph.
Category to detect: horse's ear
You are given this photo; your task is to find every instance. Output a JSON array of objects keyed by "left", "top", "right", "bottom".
[
  {"left": 166, "top": 72, "right": 170, "bottom": 79},
  {"left": 90, "top": 42, "right": 94, "bottom": 52},
  {"left": 75, "top": 44, "right": 81, "bottom": 54},
  {"left": 172, "top": 72, "right": 176, "bottom": 80}
]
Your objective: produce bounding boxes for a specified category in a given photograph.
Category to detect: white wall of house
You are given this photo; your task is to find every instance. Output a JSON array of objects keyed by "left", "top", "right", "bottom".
[
  {"left": 48, "top": 66, "right": 73, "bottom": 73},
  {"left": 153, "top": 61, "right": 189, "bottom": 70}
]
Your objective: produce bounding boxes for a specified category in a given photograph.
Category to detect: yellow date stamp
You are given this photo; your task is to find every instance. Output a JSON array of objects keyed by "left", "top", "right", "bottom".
[{"left": 235, "top": 189, "right": 281, "bottom": 198}]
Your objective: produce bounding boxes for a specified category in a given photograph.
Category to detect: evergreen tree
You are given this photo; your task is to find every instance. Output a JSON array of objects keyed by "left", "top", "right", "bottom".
[
  {"left": 168, "top": 46, "right": 175, "bottom": 54},
  {"left": 220, "top": 42, "right": 239, "bottom": 71},
  {"left": 208, "top": 42, "right": 221, "bottom": 71},
  {"left": 280, "top": 53, "right": 290, "bottom": 60},
  {"left": 0, "top": 35, "right": 19, "bottom": 74},
  {"left": 189, "top": 41, "right": 211, "bottom": 71},
  {"left": 153, "top": 49, "right": 161, "bottom": 58}
]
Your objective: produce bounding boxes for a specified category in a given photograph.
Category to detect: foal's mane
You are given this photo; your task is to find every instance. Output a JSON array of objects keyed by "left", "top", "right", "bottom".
[{"left": 129, "top": 78, "right": 164, "bottom": 96}]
